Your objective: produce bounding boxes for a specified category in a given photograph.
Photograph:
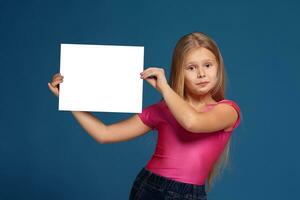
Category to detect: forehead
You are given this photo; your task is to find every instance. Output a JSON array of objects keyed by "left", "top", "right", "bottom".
[{"left": 184, "top": 47, "right": 216, "bottom": 64}]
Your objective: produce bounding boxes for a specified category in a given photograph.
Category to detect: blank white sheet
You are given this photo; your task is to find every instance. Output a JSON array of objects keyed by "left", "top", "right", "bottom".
[{"left": 58, "top": 43, "right": 144, "bottom": 113}]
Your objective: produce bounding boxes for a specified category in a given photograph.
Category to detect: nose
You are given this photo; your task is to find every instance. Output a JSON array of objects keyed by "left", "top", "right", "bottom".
[{"left": 197, "top": 68, "right": 206, "bottom": 78}]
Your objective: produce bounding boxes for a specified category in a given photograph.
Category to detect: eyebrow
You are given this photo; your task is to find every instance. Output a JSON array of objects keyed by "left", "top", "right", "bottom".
[{"left": 185, "top": 59, "right": 215, "bottom": 65}]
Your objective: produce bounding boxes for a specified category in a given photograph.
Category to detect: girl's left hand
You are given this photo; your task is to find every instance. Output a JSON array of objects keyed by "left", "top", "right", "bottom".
[{"left": 140, "top": 67, "right": 169, "bottom": 93}]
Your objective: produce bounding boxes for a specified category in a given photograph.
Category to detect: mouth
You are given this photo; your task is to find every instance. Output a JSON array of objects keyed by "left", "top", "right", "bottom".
[{"left": 196, "top": 82, "right": 209, "bottom": 85}]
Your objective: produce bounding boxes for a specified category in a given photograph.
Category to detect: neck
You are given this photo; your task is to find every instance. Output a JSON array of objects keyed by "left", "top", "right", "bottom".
[{"left": 184, "top": 93, "right": 216, "bottom": 108}]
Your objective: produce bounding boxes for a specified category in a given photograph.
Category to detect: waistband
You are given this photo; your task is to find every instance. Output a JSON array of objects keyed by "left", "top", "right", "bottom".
[{"left": 136, "top": 166, "right": 206, "bottom": 195}]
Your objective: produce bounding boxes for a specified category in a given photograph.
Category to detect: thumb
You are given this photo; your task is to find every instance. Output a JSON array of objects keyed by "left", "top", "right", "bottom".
[
  {"left": 48, "top": 82, "right": 58, "bottom": 97},
  {"left": 145, "top": 78, "right": 156, "bottom": 88},
  {"left": 47, "top": 82, "right": 54, "bottom": 91},
  {"left": 47, "top": 82, "right": 53, "bottom": 89}
]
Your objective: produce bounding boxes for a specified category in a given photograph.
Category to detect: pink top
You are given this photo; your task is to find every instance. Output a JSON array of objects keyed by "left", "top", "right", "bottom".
[{"left": 137, "top": 99, "right": 241, "bottom": 185}]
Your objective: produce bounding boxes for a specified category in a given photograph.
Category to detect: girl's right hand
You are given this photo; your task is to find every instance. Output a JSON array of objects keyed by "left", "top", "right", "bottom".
[{"left": 48, "top": 72, "right": 64, "bottom": 98}]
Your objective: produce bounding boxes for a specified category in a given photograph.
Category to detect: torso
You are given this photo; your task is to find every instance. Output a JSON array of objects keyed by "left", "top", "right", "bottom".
[
  {"left": 141, "top": 99, "right": 240, "bottom": 185},
  {"left": 143, "top": 100, "right": 235, "bottom": 185}
]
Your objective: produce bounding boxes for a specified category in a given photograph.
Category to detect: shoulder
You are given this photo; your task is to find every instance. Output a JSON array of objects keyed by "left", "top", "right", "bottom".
[
  {"left": 216, "top": 99, "right": 241, "bottom": 114},
  {"left": 138, "top": 100, "right": 163, "bottom": 130},
  {"left": 187, "top": 99, "right": 241, "bottom": 133},
  {"left": 213, "top": 99, "right": 241, "bottom": 130}
]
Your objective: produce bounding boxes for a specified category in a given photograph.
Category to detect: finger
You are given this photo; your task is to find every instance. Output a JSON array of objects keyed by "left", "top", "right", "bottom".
[
  {"left": 53, "top": 73, "right": 62, "bottom": 79},
  {"left": 141, "top": 69, "right": 152, "bottom": 76},
  {"left": 53, "top": 73, "right": 64, "bottom": 81},
  {"left": 140, "top": 67, "right": 154, "bottom": 75},
  {"left": 48, "top": 82, "right": 57, "bottom": 93},
  {"left": 50, "top": 79, "right": 63, "bottom": 87},
  {"left": 52, "top": 75, "right": 64, "bottom": 82},
  {"left": 144, "top": 77, "right": 156, "bottom": 88},
  {"left": 47, "top": 83, "right": 59, "bottom": 97},
  {"left": 55, "top": 79, "right": 63, "bottom": 85},
  {"left": 56, "top": 76, "right": 64, "bottom": 80},
  {"left": 55, "top": 74, "right": 64, "bottom": 79},
  {"left": 48, "top": 82, "right": 55, "bottom": 90},
  {"left": 143, "top": 71, "right": 156, "bottom": 78},
  {"left": 145, "top": 67, "right": 156, "bottom": 71}
]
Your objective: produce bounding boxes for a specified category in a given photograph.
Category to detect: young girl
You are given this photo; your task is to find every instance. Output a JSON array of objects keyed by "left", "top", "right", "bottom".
[{"left": 48, "top": 32, "right": 241, "bottom": 200}]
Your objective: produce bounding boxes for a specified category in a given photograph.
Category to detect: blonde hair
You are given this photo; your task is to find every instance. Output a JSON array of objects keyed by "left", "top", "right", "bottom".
[{"left": 163, "top": 31, "right": 231, "bottom": 193}]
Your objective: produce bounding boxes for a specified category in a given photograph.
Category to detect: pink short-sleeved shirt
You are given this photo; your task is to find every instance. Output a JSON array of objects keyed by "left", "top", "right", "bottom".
[{"left": 137, "top": 99, "right": 241, "bottom": 185}]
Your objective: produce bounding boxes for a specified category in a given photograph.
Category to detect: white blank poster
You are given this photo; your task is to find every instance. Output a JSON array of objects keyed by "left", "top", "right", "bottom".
[{"left": 58, "top": 43, "right": 144, "bottom": 113}]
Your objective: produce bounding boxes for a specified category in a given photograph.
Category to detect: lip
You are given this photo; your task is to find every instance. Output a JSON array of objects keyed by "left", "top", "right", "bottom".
[{"left": 196, "top": 82, "right": 209, "bottom": 85}]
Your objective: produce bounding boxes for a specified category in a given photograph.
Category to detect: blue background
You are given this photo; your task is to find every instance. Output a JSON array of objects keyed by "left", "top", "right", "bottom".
[{"left": 1, "top": 0, "right": 299, "bottom": 199}]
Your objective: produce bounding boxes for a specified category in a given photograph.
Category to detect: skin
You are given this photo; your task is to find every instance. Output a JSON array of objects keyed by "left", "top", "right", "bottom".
[
  {"left": 47, "top": 46, "right": 237, "bottom": 200},
  {"left": 48, "top": 73, "right": 63, "bottom": 97},
  {"left": 140, "top": 47, "right": 218, "bottom": 111},
  {"left": 183, "top": 47, "right": 218, "bottom": 111},
  {"left": 141, "top": 47, "right": 237, "bottom": 132},
  {"left": 47, "top": 47, "right": 237, "bottom": 144}
]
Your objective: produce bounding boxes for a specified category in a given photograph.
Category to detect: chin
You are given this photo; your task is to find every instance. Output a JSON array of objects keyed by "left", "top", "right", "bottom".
[
  {"left": 196, "top": 86, "right": 210, "bottom": 92},
  {"left": 193, "top": 90, "right": 208, "bottom": 95}
]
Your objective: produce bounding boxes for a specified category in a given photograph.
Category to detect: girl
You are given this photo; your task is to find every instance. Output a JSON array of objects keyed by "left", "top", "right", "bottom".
[{"left": 48, "top": 32, "right": 241, "bottom": 200}]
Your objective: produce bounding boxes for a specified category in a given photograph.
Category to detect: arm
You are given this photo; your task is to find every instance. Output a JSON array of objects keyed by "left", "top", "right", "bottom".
[
  {"left": 160, "top": 84, "right": 237, "bottom": 133},
  {"left": 71, "top": 111, "right": 151, "bottom": 144},
  {"left": 140, "top": 67, "right": 192, "bottom": 129},
  {"left": 160, "top": 84, "right": 196, "bottom": 130},
  {"left": 185, "top": 104, "right": 238, "bottom": 133},
  {"left": 48, "top": 73, "right": 151, "bottom": 143}
]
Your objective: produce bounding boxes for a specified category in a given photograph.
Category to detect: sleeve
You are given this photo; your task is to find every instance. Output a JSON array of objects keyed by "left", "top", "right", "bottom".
[
  {"left": 137, "top": 103, "right": 159, "bottom": 130},
  {"left": 218, "top": 100, "right": 241, "bottom": 130}
]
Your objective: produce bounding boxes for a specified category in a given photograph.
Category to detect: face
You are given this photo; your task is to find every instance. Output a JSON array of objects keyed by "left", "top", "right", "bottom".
[{"left": 183, "top": 47, "right": 218, "bottom": 97}]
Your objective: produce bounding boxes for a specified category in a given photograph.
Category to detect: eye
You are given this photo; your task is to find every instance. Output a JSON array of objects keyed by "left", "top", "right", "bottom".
[
  {"left": 204, "top": 63, "right": 212, "bottom": 68},
  {"left": 188, "top": 65, "right": 196, "bottom": 70}
]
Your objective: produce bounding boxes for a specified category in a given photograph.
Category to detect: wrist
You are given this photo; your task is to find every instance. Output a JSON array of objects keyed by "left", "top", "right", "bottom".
[{"left": 160, "top": 82, "right": 171, "bottom": 95}]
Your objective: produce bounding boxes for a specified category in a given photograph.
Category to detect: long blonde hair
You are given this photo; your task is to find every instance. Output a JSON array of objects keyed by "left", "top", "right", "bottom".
[{"left": 164, "top": 31, "right": 231, "bottom": 193}]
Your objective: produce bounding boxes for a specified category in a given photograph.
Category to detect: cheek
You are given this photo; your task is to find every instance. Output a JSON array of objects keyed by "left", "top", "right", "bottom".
[
  {"left": 210, "top": 77, "right": 218, "bottom": 87},
  {"left": 184, "top": 78, "right": 194, "bottom": 88},
  {"left": 208, "top": 71, "right": 218, "bottom": 80},
  {"left": 184, "top": 74, "right": 193, "bottom": 83}
]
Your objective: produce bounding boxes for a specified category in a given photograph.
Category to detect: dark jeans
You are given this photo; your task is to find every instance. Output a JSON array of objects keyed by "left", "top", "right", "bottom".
[{"left": 129, "top": 166, "right": 207, "bottom": 200}]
